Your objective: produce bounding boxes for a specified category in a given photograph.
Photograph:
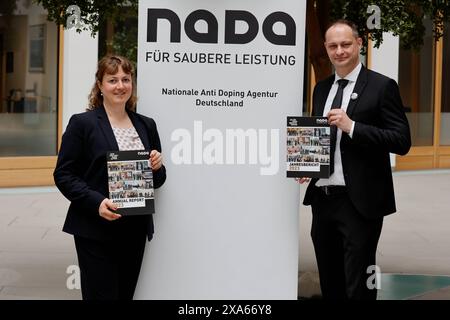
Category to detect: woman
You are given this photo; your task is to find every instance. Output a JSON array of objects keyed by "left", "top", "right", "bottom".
[{"left": 54, "top": 55, "right": 166, "bottom": 300}]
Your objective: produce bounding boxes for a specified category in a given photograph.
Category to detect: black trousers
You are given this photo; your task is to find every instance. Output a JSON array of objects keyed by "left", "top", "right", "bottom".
[
  {"left": 310, "top": 188, "right": 383, "bottom": 300},
  {"left": 74, "top": 233, "right": 147, "bottom": 300}
]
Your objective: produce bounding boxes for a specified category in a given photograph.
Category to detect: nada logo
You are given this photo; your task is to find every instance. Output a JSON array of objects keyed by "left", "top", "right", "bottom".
[
  {"left": 147, "top": 9, "right": 296, "bottom": 45},
  {"left": 316, "top": 118, "right": 328, "bottom": 124},
  {"left": 138, "top": 151, "right": 150, "bottom": 156}
]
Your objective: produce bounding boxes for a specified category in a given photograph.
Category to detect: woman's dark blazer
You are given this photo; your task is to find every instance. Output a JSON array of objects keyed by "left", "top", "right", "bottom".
[{"left": 54, "top": 106, "right": 166, "bottom": 241}]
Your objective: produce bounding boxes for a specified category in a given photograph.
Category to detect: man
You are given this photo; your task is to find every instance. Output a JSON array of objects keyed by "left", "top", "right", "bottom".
[{"left": 298, "top": 20, "right": 411, "bottom": 300}]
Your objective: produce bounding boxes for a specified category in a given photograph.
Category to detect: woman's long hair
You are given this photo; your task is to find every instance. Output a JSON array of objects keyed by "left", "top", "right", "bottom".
[{"left": 87, "top": 55, "right": 137, "bottom": 111}]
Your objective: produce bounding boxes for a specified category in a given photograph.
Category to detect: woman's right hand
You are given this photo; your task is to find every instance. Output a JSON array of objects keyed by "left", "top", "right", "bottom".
[{"left": 98, "top": 198, "right": 122, "bottom": 221}]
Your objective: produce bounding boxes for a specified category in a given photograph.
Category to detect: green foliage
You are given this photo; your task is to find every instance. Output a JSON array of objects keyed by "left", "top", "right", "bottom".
[
  {"left": 107, "top": 16, "right": 138, "bottom": 65},
  {"left": 34, "top": 0, "right": 138, "bottom": 63},
  {"left": 33, "top": 0, "right": 138, "bottom": 37},
  {"left": 35, "top": 0, "right": 450, "bottom": 52},
  {"left": 331, "top": 0, "right": 450, "bottom": 51}
]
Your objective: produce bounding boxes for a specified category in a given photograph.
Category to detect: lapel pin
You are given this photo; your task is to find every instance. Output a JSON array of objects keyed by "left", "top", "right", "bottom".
[{"left": 351, "top": 92, "right": 358, "bottom": 100}]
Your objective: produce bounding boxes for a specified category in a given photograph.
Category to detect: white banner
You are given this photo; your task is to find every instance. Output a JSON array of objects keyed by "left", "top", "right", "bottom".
[{"left": 136, "top": 0, "right": 305, "bottom": 299}]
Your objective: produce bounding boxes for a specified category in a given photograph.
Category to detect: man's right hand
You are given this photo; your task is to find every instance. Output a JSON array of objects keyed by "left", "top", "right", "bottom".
[
  {"left": 98, "top": 198, "right": 122, "bottom": 221},
  {"left": 295, "top": 178, "right": 311, "bottom": 184}
]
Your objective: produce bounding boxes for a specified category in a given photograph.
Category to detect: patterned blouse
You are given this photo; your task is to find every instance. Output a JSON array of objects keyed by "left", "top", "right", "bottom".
[{"left": 112, "top": 126, "right": 145, "bottom": 151}]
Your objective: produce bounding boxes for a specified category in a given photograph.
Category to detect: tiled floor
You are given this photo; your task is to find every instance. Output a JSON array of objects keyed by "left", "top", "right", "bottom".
[
  {"left": 379, "top": 274, "right": 450, "bottom": 300},
  {"left": 1, "top": 170, "right": 450, "bottom": 300},
  {"left": 297, "top": 170, "right": 450, "bottom": 299},
  {"left": 0, "top": 188, "right": 80, "bottom": 300}
]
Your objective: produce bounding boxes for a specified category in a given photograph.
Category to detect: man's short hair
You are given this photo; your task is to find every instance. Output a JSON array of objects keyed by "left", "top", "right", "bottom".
[{"left": 326, "top": 19, "right": 360, "bottom": 39}]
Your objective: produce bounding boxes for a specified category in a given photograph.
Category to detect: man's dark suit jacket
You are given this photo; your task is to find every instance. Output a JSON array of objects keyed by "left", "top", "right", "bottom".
[
  {"left": 54, "top": 106, "right": 166, "bottom": 241},
  {"left": 303, "top": 66, "right": 411, "bottom": 219}
]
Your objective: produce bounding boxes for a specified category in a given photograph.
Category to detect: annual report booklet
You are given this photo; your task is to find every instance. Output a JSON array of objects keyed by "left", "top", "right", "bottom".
[
  {"left": 106, "top": 150, "right": 154, "bottom": 215},
  {"left": 286, "top": 116, "right": 331, "bottom": 178}
]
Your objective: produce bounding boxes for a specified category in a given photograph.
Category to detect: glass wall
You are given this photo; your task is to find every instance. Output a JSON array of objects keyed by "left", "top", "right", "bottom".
[
  {"left": 0, "top": 0, "right": 58, "bottom": 156},
  {"left": 398, "top": 18, "right": 435, "bottom": 146},
  {"left": 441, "top": 22, "right": 450, "bottom": 146}
]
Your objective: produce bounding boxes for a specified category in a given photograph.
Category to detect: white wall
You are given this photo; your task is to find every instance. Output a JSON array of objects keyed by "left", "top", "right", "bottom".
[
  {"left": 62, "top": 29, "right": 98, "bottom": 130},
  {"left": 136, "top": 0, "right": 304, "bottom": 299},
  {"left": 370, "top": 33, "right": 400, "bottom": 167},
  {"left": 370, "top": 33, "right": 399, "bottom": 81}
]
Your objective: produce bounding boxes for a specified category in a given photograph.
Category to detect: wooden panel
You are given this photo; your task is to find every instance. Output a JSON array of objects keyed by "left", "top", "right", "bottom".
[
  {"left": 58, "top": 25, "right": 64, "bottom": 151},
  {"left": 438, "top": 155, "right": 450, "bottom": 168},
  {"left": 433, "top": 38, "right": 443, "bottom": 167},
  {"left": 436, "top": 147, "right": 450, "bottom": 168},
  {"left": 395, "top": 155, "right": 434, "bottom": 171},
  {"left": 437, "top": 146, "right": 450, "bottom": 156},
  {"left": 0, "top": 156, "right": 56, "bottom": 170},
  {"left": 309, "top": 63, "right": 315, "bottom": 115},
  {"left": 405, "top": 146, "right": 435, "bottom": 156},
  {"left": 0, "top": 168, "right": 55, "bottom": 187}
]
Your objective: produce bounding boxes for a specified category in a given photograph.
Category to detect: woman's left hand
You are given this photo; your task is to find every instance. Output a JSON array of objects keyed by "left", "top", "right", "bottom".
[
  {"left": 295, "top": 177, "right": 311, "bottom": 184},
  {"left": 150, "top": 150, "right": 163, "bottom": 171}
]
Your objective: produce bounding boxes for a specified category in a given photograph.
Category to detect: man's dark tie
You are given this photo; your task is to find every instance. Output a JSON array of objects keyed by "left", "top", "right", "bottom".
[{"left": 329, "top": 79, "right": 349, "bottom": 175}]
